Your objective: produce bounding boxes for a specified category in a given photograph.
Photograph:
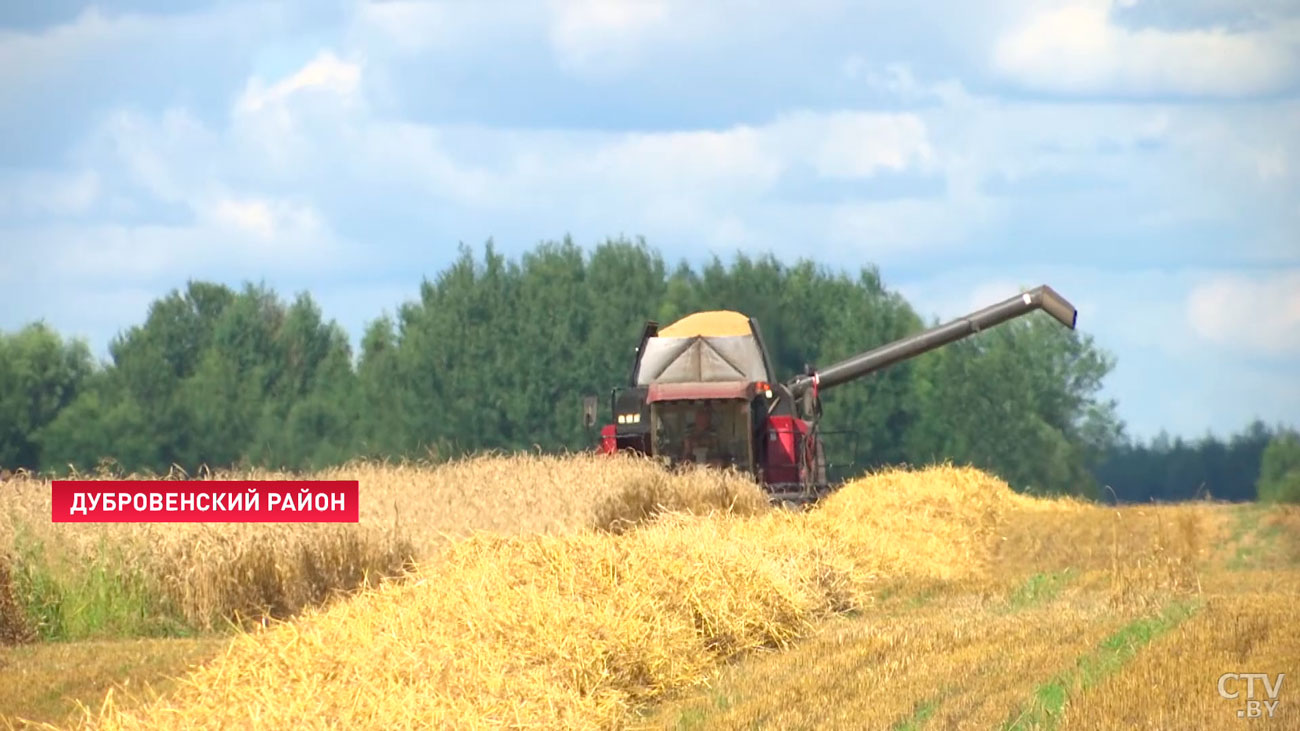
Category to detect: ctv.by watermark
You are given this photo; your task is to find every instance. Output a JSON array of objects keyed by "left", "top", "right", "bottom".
[{"left": 1218, "top": 673, "right": 1285, "bottom": 720}]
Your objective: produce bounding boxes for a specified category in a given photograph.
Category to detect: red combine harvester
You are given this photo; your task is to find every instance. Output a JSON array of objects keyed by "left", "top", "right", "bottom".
[{"left": 590, "top": 285, "right": 1078, "bottom": 503}]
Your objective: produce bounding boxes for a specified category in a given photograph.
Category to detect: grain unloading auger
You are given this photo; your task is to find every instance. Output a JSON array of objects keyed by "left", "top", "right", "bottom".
[{"left": 587, "top": 285, "right": 1078, "bottom": 503}]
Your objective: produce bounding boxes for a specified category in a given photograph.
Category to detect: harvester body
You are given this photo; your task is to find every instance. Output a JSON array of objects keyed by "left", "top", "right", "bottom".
[{"left": 596, "top": 285, "right": 1078, "bottom": 502}]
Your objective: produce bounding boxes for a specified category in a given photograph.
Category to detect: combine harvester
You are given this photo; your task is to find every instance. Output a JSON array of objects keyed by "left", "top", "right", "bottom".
[{"left": 591, "top": 285, "right": 1078, "bottom": 503}]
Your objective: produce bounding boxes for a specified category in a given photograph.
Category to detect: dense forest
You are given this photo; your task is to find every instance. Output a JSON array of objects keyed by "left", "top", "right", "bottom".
[{"left": 1, "top": 238, "right": 1296, "bottom": 502}]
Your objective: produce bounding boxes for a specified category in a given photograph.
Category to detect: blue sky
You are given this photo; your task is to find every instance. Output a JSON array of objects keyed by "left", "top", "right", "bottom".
[{"left": 1, "top": 0, "right": 1297, "bottom": 441}]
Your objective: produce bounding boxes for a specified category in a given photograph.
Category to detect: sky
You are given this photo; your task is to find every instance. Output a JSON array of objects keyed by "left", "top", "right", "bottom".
[{"left": 0, "top": 0, "right": 1297, "bottom": 442}]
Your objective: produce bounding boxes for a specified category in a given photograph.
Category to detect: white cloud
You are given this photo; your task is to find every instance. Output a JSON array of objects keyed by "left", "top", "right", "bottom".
[
  {"left": 767, "top": 111, "right": 935, "bottom": 178},
  {"left": 993, "top": 1, "right": 1300, "bottom": 96},
  {"left": 209, "top": 197, "right": 277, "bottom": 238},
  {"left": 8, "top": 208, "right": 346, "bottom": 285},
  {"left": 477, "top": 111, "right": 935, "bottom": 205},
  {"left": 15, "top": 53, "right": 360, "bottom": 285},
  {"left": 236, "top": 51, "right": 362, "bottom": 113},
  {"left": 43, "top": 38, "right": 1295, "bottom": 283},
  {"left": 203, "top": 196, "right": 325, "bottom": 244},
  {"left": 351, "top": 1, "right": 452, "bottom": 54},
  {"left": 95, "top": 108, "right": 219, "bottom": 203},
  {"left": 1187, "top": 270, "right": 1300, "bottom": 356},
  {"left": 60, "top": 40, "right": 1296, "bottom": 281},
  {"left": 228, "top": 51, "right": 366, "bottom": 174},
  {"left": 590, "top": 126, "right": 778, "bottom": 191},
  {"left": 824, "top": 196, "right": 1000, "bottom": 257},
  {"left": 546, "top": 0, "right": 672, "bottom": 73},
  {"left": 859, "top": 63, "right": 974, "bottom": 107}
]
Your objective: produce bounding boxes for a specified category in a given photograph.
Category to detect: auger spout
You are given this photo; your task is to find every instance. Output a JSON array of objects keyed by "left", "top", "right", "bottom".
[{"left": 786, "top": 285, "right": 1077, "bottom": 398}]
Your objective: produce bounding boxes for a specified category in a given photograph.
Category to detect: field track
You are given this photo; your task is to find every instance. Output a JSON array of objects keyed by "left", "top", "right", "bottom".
[{"left": 1, "top": 458, "right": 1296, "bottom": 730}]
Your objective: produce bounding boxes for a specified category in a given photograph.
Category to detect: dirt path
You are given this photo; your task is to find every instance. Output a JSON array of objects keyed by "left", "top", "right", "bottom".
[{"left": 0, "top": 637, "right": 226, "bottom": 729}]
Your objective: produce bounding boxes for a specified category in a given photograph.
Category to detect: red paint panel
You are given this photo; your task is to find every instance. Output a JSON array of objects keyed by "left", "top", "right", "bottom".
[{"left": 764, "top": 415, "right": 807, "bottom": 484}]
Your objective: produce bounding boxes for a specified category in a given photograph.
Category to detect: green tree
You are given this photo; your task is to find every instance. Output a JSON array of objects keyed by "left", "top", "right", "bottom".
[
  {"left": 354, "top": 316, "right": 406, "bottom": 456},
  {"left": 1092, "top": 421, "right": 1275, "bottom": 502},
  {"left": 40, "top": 282, "right": 357, "bottom": 473},
  {"left": 381, "top": 243, "right": 520, "bottom": 456},
  {"left": 905, "top": 310, "right": 1120, "bottom": 497},
  {"left": 181, "top": 284, "right": 285, "bottom": 469},
  {"left": 84, "top": 280, "right": 238, "bottom": 471},
  {"left": 0, "top": 323, "right": 94, "bottom": 470},
  {"left": 584, "top": 237, "right": 667, "bottom": 397},
  {"left": 794, "top": 265, "right": 922, "bottom": 468},
  {"left": 38, "top": 387, "right": 157, "bottom": 473},
  {"left": 505, "top": 239, "right": 589, "bottom": 448},
  {"left": 1257, "top": 430, "right": 1300, "bottom": 503},
  {"left": 247, "top": 292, "right": 358, "bottom": 470}
]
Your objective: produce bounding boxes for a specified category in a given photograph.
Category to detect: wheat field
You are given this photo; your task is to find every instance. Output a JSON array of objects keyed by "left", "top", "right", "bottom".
[
  {"left": 2, "top": 457, "right": 1296, "bottom": 730},
  {"left": 0, "top": 454, "right": 766, "bottom": 638}
]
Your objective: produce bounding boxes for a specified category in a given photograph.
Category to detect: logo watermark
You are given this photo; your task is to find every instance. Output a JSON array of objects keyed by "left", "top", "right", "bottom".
[{"left": 1218, "top": 673, "right": 1285, "bottom": 720}]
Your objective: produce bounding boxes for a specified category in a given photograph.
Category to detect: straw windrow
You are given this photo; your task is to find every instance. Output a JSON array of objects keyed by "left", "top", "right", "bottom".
[{"left": 73, "top": 464, "right": 1029, "bottom": 730}]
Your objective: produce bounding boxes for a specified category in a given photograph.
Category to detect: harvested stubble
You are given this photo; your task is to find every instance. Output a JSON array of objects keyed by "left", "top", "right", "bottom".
[
  {"left": 639, "top": 489, "right": 1222, "bottom": 729},
  {"left": 80, "top": 465, "right": 1038, "bottom": 730},
  {"left": 0, "top": 454, "right": 766, "bottom": 638}
]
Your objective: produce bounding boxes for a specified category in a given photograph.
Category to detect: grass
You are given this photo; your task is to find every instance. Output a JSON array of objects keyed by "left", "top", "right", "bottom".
[
  {"left": 1001, "top": 600, "right": 1200, "bottom": 730},
  {"left": 891, "top": 697, "right": 940, "bottom": 731},
  {"left": 9, "top": 531, "right": 190, "bottom": 641},
  {"left": 1004, "top": 570, "right": 1076, "bottom": 612},
  {"left": 671, "top": 691, "right": 734, "bottom": 731}
]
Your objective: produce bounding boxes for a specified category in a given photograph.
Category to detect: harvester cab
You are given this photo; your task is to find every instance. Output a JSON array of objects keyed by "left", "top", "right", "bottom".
[{"left": 593, "top": 285, "right": 1078, "bottom": 503}]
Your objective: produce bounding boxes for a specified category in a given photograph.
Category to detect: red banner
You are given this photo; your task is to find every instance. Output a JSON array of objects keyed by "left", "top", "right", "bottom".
[{"left": 51, "top": 480, "right": 359, "bottom": 523}]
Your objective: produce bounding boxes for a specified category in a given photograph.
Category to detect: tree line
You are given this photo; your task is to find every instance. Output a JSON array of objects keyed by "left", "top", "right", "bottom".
[
  {"left": 1094, "top": 422, "right": 1296, "bottom": 502},
  {"left": 1, "top": 238, "right": 1296, "bottom": 501}
]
